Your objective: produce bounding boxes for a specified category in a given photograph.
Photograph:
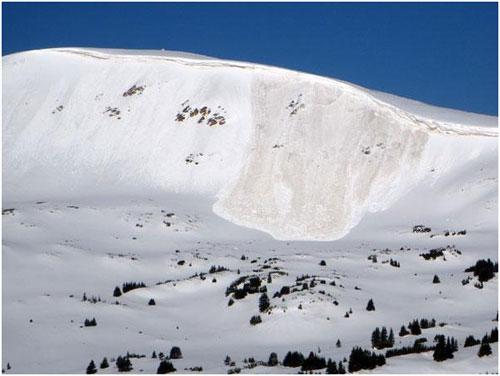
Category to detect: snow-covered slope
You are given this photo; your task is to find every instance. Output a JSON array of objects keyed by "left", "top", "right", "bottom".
[
  {"left": 2, "top": 48, "right": 498, "bottom": 374},
  {"left": 3, "top": 48, "right": 496, "bottom": 240}
]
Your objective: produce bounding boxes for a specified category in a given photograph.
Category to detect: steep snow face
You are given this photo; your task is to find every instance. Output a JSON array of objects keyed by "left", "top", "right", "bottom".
[{"left": 3, "top": 48, "right": 497, "bottom": 240}]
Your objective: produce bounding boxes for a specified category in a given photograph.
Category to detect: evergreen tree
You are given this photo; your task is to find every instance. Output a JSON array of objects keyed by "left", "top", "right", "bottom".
[
  {"left": 100, "top": 358, "right": 109, "bottom": 369},
  {"left": 148, "top": 298, "right": 156, "bottom": 306},
  {"left": 478, "top": 342, "right": 492, "bottom": 357},
  {"left": 408, "top": 320, "right": 421, "bottom": 335},
  {"left": 113, "top": 286, "right": 122, "bottom": 297},
  {"left": 326, "top": 359, "right": 337, "bottom": 374},
  {"left": 464, "top": 335, "right": 480, "bottom": 347},
  {"left": 337, "top": 362, "right": 346, "bottom": 374},
  {"left": 380, "top": 327, "right": 388, "bottom": 346},
  {"left": 283, "top": 351, "right": 305, "bottom": 367},
  {"left": 157, "top": 360, "right": 176, "bottom": 374},
  {"left": 116, "top": 356, "right": 133, "bottom": 372},
  {"left": 433, "top": 275, "right": 440, "bottom": 284},
  {"left": 336, "top": 339, "right": 342, "bottom": 348},
  {"left": 250, "top": 315, "right": 262, "bottom": 325},
  {"left": 399, "top": 325, "right": 409, "bottom": 337},
  {"left": 152, "top": 351, "right": 157, "bottom": 359},
  {"left": 86, "top": 360, "right": 97, "bottom": 374},
  {"left": 490, "top": 327, "right": 498, "bottom": 342},
  {"left": 268, "top": 352, "right": 278, "bottom": 366},
  {"left": 366, "top": 299, "right": 375, "bottom": 311},
  {"left": 259, "top": 293, "right": 270, "bottom": 312},
  {"left": 169, "top": 346, "right": 182, "bottom": 359},
  {"left": 388, "top": 328, "right": 395, "bottom": 347},
  {"left": 371, "top": 328, "right": 381, "bottom": 349},
  {"left": 301, "top": 352, "right": 326, "bottom": 371}
]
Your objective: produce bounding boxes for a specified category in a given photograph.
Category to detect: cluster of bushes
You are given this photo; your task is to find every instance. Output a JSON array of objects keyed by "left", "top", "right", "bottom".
[
  {"left": 282, "top": 351, "right": 328, "bottom": 371},
  {"left": 413, "top": 225, "right": 431, "bottom": 233},
  {"left": 389, "top": 259, "right": 400, "bottom": 268},
  {"left": 464, "top": 259, "right": 498, "bottom": 283},
  {"left": 386, "top": 338, "right": 434, "bottom": 358},
  {"left": 209, "top": 265, "right": 229, "bottom": 274},
  {"left": 347, "top": 347, "right": 385, "bottom": 373},
  {"left": 250, "top": 315, "right": 262, "bottom": 325},
  {"left": 283, "top": 351, "right": 305, "bottom": 368},
  {"left": 273, "top": 285, "right": 291, "bottom": 299},
  {"left": 157, "top": 360, "right": 176, "bottom": 374},
  {"left": 122, "top": 281, "right": 146, "bottom": 294},
  {"left": 259, "top": 293, "right": 270, "bottom": 312},
  {"left": 116, "top": 356, "right": 133, "bottom": 372},
  {"left": 464, "top": 335, "right": 480, "bottom": 347},
  {"left": 433, "top": 335, "right": 458, "bottom": 362},
  {"left": 226, "top": 276, "right": 263, "bottom": 300},
  {"left": 326, "top": 359, "right": 346, "bottom": 374},
  {"left": 420, "top": 248, "right": 445, "bottom": 260},
  {"left": 400, "top": 318, "right": 436, "bottom": 336},
  {"left": 371, "top": 327, "right": 395, "bottom": 349},
  {"left": 82, "top": 293, "right": 102, "bottom": 304},
  {"left": 84, "top": 318, "right": 97, "bottom": 327},
  {"left": 301, "top": 352, "right": 326, "bottom": 371}
]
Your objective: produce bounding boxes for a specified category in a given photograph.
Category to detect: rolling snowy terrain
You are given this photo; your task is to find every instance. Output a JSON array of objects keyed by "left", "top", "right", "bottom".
[{"left": 2, "top": 48, "right": 498, "bottom": 374}]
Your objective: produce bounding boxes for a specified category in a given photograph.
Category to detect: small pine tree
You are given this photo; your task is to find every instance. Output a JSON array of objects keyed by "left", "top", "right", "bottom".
[
  {"left": 250, "top": 315, "right": 262, "bottom": 325},
  {"left": 478, "top": 342, "right": 492, "bottom": 357},
  {"left": 433, "top": 275, "right": 440, "bottom": 284},
  {"left": 169, "top": 346, "right": 182, "bottom": 359},
  {"left": 366, "top": 299, "right": 375, "bottom": 311},
  {"left": 399, "top": 325, "right": 409, "bottom": 336},
  {"left": 464, "top": 335, "right": 480, "bottom": 347},
  {"left": 371, "top": 328, "right": 381, "bottom": 349},
  {"left": 268, "top": 352, "right": 278, "bottom": 366},
  {"left": 388, "top": 328, "right": 395, "bottom": 347},
  {"left": 319, "top": 260, "right": 327, "bottom": 266},
  {"left": 6, "top": 364, "right": 10, "bottom": 371},
  {"left": 113, "top": 286, "right": 122, "bottom": 297},
  {"left": 148, "top": 298, "right": 156, "bottom": 306},
  {"left": 157, "top": 360, "right": 176, "bottom": 374},
  {"left": 338, "top": 362, "right": 346, "bottom": 374},
  {"left": 259, "top": 293, "right": 270, "bottom": 312},
  {"left": 152, "top": 351, "right": 157, "bottom": 359},
  {"left": 336, "top": 339, "right": 342, "bottom": 348},
  {"left": 116, "top": 356, "right": 132, "bottom": 372},
  {"left": 86, "top": 360, "right": 97, "bottom": 374},
  {"left": 100, "top": 358, "right": 109, "bottom": 369},
  {"left": 326, "top": 359, "right": 337, "bottom": 374},
  {"left": 380, "top": 327, "right": 388, "bottom": 346}
]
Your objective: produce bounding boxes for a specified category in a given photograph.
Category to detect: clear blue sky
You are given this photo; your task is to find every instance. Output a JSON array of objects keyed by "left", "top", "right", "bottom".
[{"left": 3, "top": 2, "right": 498, "bottom": 115}]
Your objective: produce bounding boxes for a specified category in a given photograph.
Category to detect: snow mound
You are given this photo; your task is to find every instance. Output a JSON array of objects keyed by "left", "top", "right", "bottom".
[{"left": 3, "top": 48, "right": 497, "bottom": 240}]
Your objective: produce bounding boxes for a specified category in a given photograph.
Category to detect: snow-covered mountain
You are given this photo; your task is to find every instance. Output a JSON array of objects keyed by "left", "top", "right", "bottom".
[
  {"left": 2, "top": 48, "right": 497, "bottom": 374},
  {"left": 3, "top": 48, "right": 496, "bottom": 241}
]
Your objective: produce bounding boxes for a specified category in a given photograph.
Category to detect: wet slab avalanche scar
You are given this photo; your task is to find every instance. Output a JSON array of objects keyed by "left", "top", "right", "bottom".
[{"left": 214, "top": 73, "right": 429, "bottom": 241}]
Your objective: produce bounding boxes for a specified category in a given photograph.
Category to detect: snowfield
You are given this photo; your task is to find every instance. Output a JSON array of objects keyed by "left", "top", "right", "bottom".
[{"left": 2, "top": 48, "right": 498, "bottom": 374}]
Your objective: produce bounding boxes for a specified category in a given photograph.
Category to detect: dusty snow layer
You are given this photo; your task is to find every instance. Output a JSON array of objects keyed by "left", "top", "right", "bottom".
[{"left": 3, "top": 48, "right": 497, "bottom": 240}]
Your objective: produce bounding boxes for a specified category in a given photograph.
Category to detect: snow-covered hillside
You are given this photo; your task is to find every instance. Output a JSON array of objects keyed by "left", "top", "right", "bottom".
[{"left": 2, "top": 48, "right": 498, "bottom": 374}]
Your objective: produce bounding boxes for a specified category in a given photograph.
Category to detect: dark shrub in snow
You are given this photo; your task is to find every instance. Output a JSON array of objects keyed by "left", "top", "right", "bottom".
[
  {"left": 366, "top": 299, "right": 375, "bottom": 311},
  {"left": 250, "top": 315, "right": 262, "bottom": 325},
  {"left": 157, "top": 360, "right": 176, "bottom": 374},
  {"left": 169, "top": 346, "right": 182, "bottom": 359},
  {"left": 86, "top": 360, "right": 97, "bottom": 374}
]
